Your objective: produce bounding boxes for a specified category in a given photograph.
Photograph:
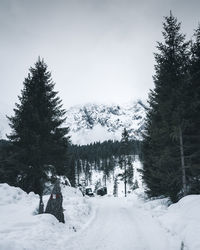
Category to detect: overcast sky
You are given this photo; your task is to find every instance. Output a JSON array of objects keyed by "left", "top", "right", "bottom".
[{"left": 1, "top": 0, "right": 200, "bottom": 136}]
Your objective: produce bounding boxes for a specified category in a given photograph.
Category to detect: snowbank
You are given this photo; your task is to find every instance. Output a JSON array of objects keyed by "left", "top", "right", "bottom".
[
  {"left": 133, "top": 191, "right": 200, "bottom": 250},
  {"left": 160, "top": 195, "right": 200, "bottom": 250},
  {"left": 0, "top": 183, "right": 93, "bottom": 250},
  {"left": 1, "top": 183, "right": 199, "bottom": 250}
]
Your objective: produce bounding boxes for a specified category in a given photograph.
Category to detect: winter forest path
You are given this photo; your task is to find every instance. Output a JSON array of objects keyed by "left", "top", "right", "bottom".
[{"left": 64, "top": 196, "right": 180, "bottom": 250}]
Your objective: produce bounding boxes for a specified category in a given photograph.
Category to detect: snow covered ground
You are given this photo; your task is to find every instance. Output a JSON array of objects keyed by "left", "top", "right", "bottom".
[
  {"left": 0, "top": 183, "right": 93, "bottom": 250},
  {"left": 0, "top": 183, "right": 199, "bottom": 250},
  {"left": 159, "top": 195, "right": 200, "bottom": 250}
]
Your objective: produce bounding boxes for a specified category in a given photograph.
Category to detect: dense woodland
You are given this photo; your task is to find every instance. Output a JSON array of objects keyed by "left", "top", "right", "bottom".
[
  {"left": 68, "top": 133, "right": 140, "bottom": 191},
  {"left": 0, "top": 137, "right": 140, "bottom": 189},
  {"left": 142, "top": 13, "right": 200, "bottom": 202},
  {"left": 0, "top": 13, "right": 200, "bottom": 203}
]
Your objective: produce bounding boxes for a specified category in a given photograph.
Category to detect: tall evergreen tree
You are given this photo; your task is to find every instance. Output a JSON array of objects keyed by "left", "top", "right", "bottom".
[
  {"left": 185, "top": 25, "right": 200, "bottom": 193},
  {"left": 142, "top": 13, "right": 190, "bottom": 202},
  {"left": 113, "top": 176, "right": 118, "bottom": 197},
  {"left": 7, "top": 58, "right": 70, "bottom": 195},
  {"left": 119, "top": 128, "right": 132, "bottom": 197},
  {"left": 0, "top": 140, "right": 17, "bottom": 184}
]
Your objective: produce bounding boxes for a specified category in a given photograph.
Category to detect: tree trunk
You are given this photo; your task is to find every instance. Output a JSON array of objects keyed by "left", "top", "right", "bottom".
[
  {"left": 124, "top": 163, "right": 127, "bottom": 197},
  {"left": 38, "top": 195, "right": 44, "bottom": 214},
  {"left": 77, "top": 170, "right": 80, "bottom": 186},
  {"left": 179, "top": 126, "right": 187, "bottom": 196},
  {"left": 76, "top": 161, "right": 80, "bottom": 186}
]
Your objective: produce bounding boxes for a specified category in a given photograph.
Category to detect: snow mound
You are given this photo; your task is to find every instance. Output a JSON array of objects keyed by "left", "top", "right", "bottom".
[
  {"left": 160, "top": 195, "right": 200, "bottom": 250},
  {"left": 62, "top": 185, "right": 92, "bottom": 231},
  {"left": 0, "top": 183, "right": 37, "bottom": 205},
  {"left": 133, "top": 194, "right": 200, "bottom": 250},
  {"left": 0, "top": 183, "right": 93, "bottom": 250}
]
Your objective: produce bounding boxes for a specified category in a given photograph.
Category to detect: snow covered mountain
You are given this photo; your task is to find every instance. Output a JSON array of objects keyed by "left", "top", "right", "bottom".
[{"left": 65, "top": 100, "right": 146, "bottom": 145}]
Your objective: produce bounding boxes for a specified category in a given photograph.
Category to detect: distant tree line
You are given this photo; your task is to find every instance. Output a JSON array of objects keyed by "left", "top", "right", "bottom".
[
  {"left": 0, "top": 136, "right": 141, "bottom": 189},
  {"left": 70, "top": 139, "right": 140, "bottom": 165},
  {"left": 142, "top": 12, "right": 200, "bottom": 202},
  {"left": 69, "top": 138, "right": 141, "bottom": 187}
]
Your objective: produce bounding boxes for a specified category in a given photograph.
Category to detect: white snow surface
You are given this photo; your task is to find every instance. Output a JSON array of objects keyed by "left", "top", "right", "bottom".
[
  {"left": 0, "top": 183, "right": 93, "bottom": 250},
  {"left": 159, "top": 195, "right": 200, "bottom": 250},
  {"left": 0, "top": 183, "right": 199, "bottom": 250}
]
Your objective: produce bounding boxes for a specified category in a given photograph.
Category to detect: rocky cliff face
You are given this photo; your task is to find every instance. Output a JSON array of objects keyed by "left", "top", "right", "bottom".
[{"left": 65, "top": 100, "right": 146, "bottom": 145}]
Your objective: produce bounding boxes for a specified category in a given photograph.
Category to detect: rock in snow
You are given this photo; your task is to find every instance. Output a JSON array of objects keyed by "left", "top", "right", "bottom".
[{"left": 45, "top": 180, "right": 65, "bottom": 223}]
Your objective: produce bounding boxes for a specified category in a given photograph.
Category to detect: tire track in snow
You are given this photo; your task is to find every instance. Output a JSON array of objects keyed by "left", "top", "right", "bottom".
[{"left": 63, "top": 197, "right": 181, "bottom": 250}]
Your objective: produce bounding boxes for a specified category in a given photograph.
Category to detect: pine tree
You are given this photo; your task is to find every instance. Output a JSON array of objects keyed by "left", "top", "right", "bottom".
[
  {"left": 142, "top": 13, "right": 190, "bottom": 202},
  {"left": 119, "top": 128, "right": 130, "bottom": 197},
  {"left": 113, "top": 176, "right": 118, "bottom": 197},
  {"left": 0, "top": 140, "right": 17, "bottom": 185},
  {"left": 185, "top": 25, "right": 200, "bottom": 193},
  {"left": 127, "top": 156, "right": 134, "bottom": 186},
  {"left": 7, "top": 58, "right": 70, "bottom": 195},
  {"left": 102, "top": 158, "right": 109, "bottom": 186},
  {"left": 75, "top": 159, "right": 81, "bottom": 186}
]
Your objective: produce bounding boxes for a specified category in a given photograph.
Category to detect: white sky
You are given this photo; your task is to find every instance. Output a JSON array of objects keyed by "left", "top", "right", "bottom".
[{"left": 1, "top": 0, "right": 200, "bottom": 136}]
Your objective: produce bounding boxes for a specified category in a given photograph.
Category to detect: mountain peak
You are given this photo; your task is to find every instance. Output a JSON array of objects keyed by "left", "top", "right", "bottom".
[{"left": 65, "top": 100, "right": 146, "bottom": 145}]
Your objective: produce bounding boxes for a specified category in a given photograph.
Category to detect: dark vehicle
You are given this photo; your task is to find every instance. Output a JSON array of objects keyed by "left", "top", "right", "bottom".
[
  {"left": 97, "top": 187, "right": 107, "bottom": 196},
  {"left": 85, "top": 187, "right": 94, "bottom": 197}
]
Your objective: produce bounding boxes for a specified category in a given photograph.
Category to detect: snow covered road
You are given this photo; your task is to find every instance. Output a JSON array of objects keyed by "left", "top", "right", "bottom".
[
  {"left": 3, "top": 183, "right": 198, "bottom": 250},
  {"left": 64, "top": 196, "right": 180, "bottom": 250}
]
